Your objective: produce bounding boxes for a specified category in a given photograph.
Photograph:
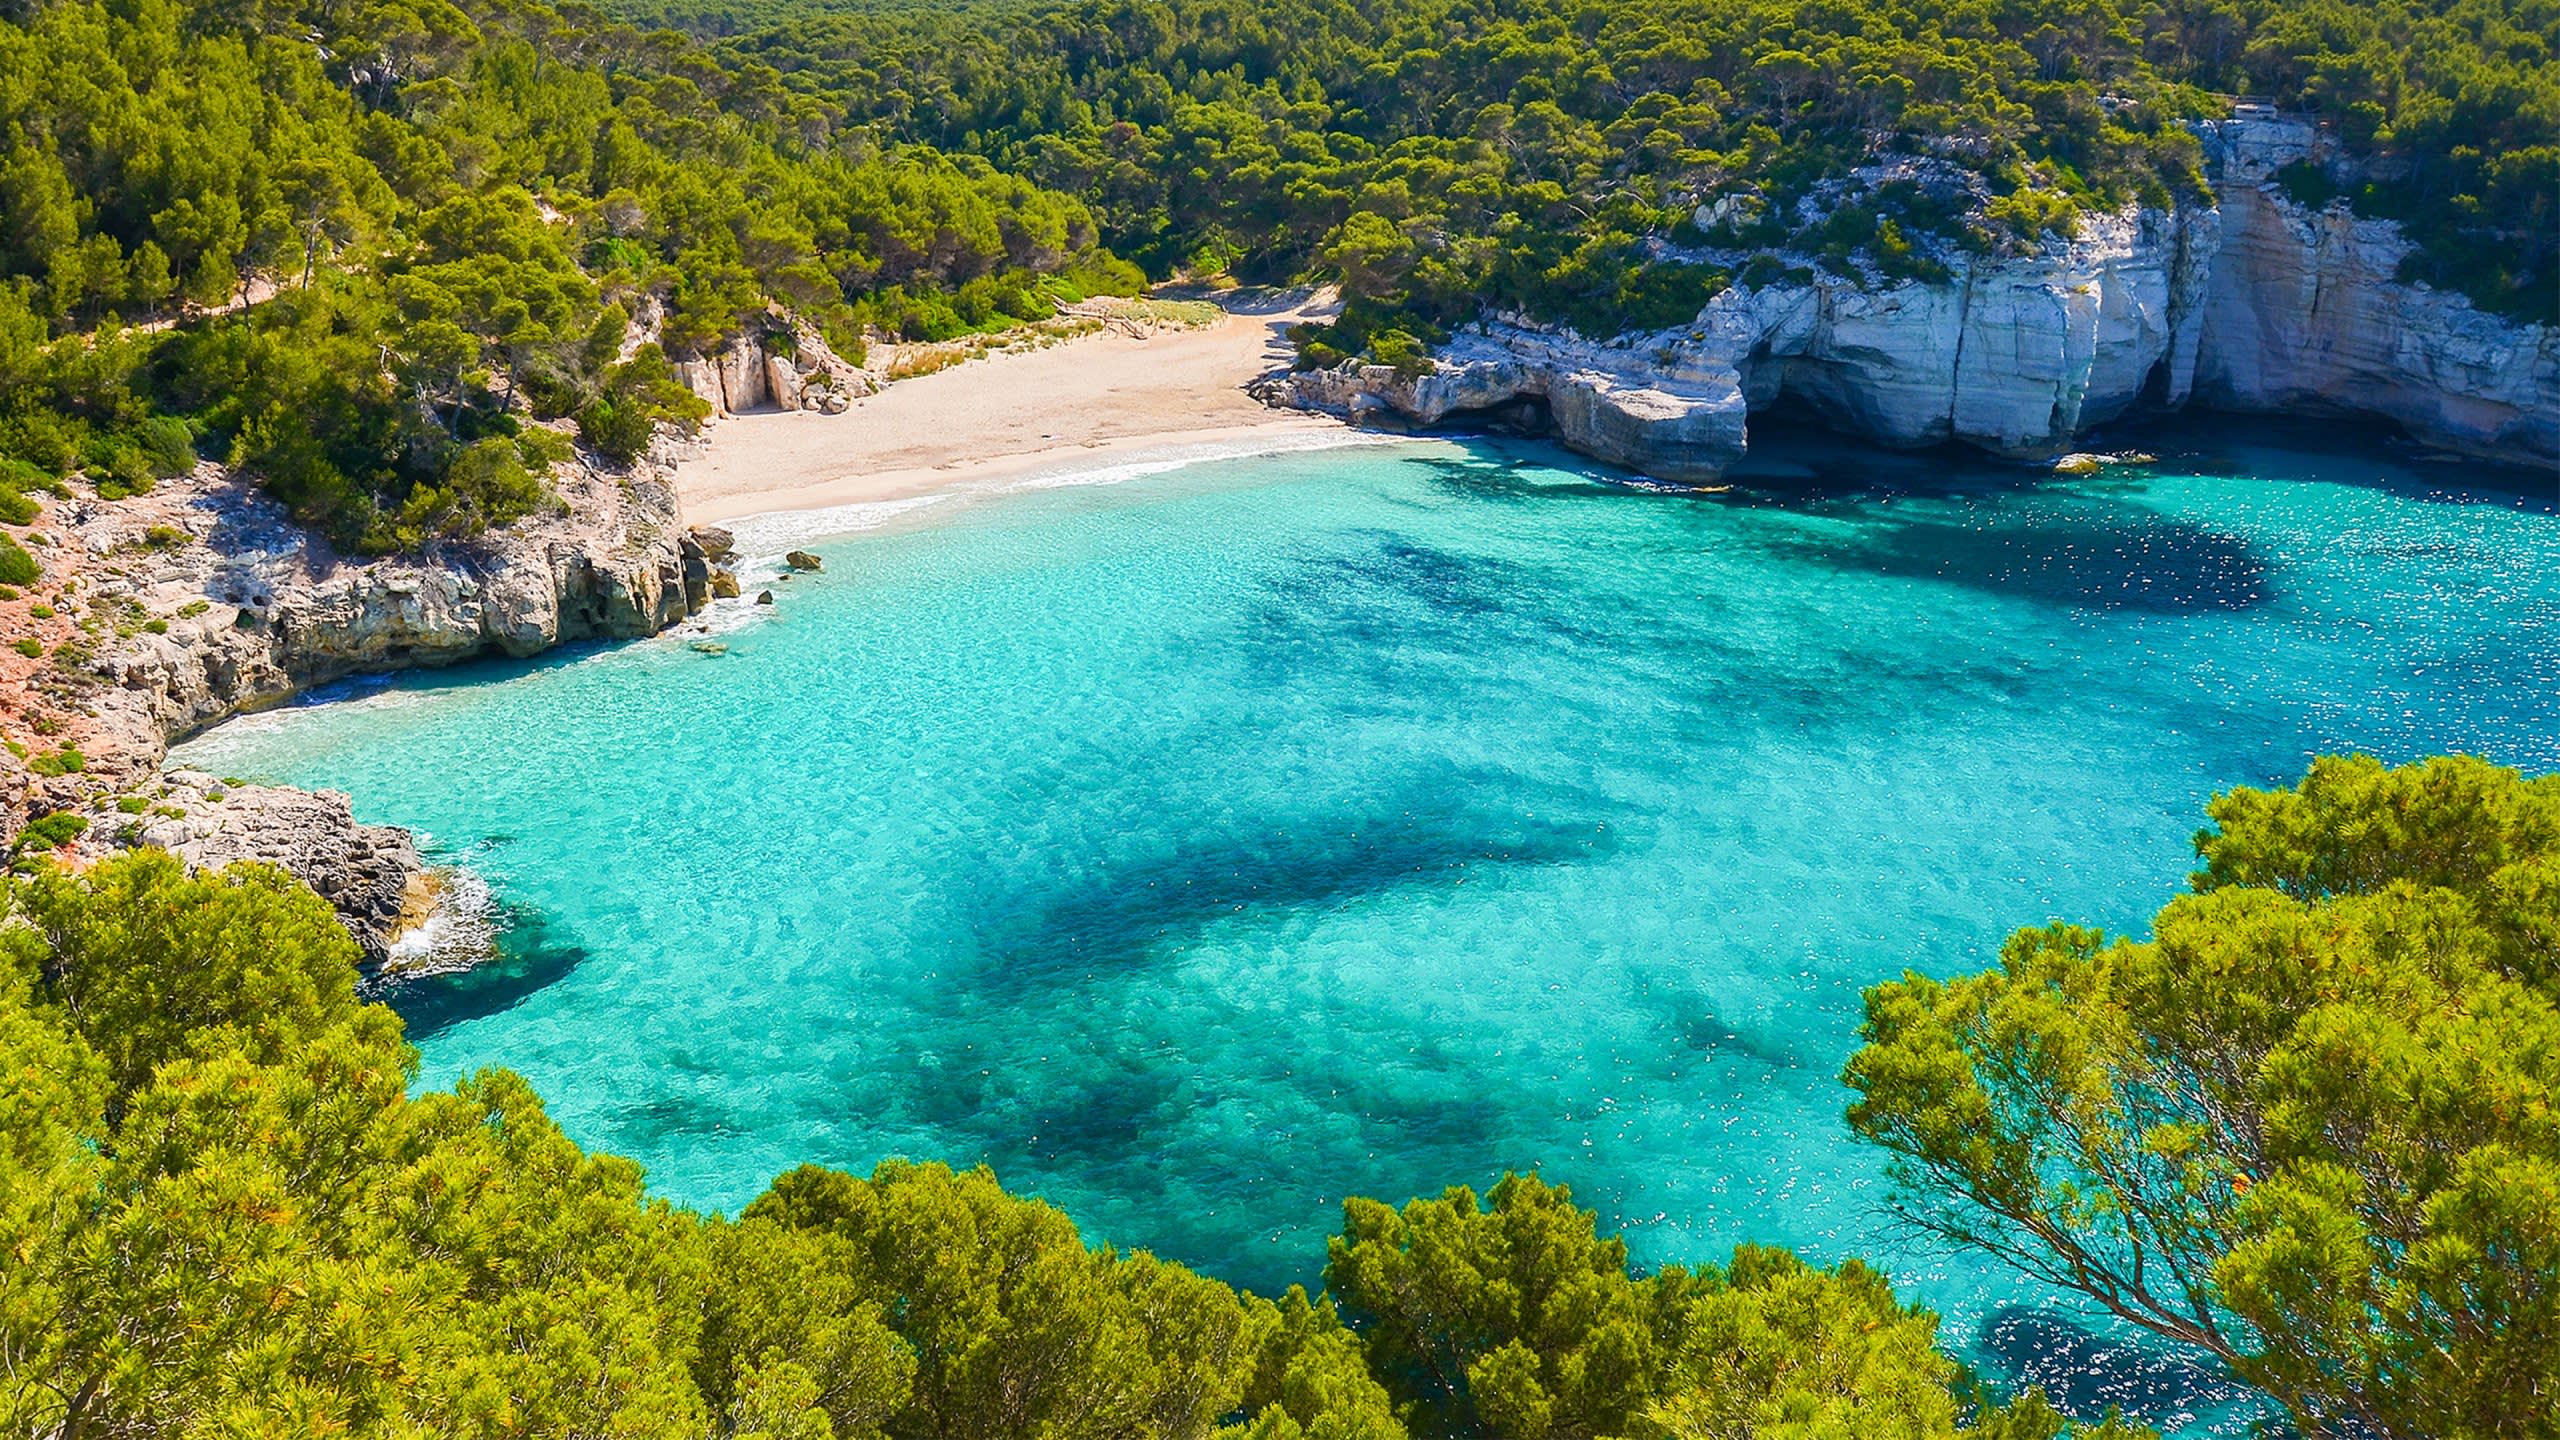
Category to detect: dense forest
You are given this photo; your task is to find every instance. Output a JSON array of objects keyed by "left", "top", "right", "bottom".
[
  {"left": 0, "top": 756, "right": 2550, "bottom": 1437},
  {"left": 2, "top": 0, "right": 2552, "bottom": 553},
  {"left": 0, "top": 0, "right": 1136, "bottom": 550},
  {"left": 663, "top": 0, "right": 2559, "bottom": 354}
]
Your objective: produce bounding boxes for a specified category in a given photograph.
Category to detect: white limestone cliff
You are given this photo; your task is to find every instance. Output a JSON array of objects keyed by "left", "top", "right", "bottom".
[{"left": 1259, "top": 117, "right": 2556, "bottom": 476}]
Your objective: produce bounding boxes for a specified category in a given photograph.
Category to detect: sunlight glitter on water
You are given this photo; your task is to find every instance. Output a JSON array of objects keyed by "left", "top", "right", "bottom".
[{"left": 174, "top": 423, "right": 2560, "bottom": 1436}]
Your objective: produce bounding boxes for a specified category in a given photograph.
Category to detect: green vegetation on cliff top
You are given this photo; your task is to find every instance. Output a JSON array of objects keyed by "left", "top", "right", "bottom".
[
  {"left": 662, "top": 0, "right": 2558, "bottom": 346},
  {"left": 0, "top": 0, "right": 1137, "bottom": 550},
  {"left": 0, "top": 0, "right": 2550, "bottom": 550}
]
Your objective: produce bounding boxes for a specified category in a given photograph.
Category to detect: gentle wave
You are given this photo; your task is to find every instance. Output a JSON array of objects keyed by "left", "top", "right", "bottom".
[
  {"left": 380, "top": 855, "right": 502, "bottom": 979},
  {"left": 721, "top": 427, "right": 1418, "bottom": 561}
]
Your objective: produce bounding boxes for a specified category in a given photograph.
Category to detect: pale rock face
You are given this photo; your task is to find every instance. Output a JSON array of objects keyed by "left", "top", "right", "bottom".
[
  {"left": 31, "top": 462, "right": 715, "bottom": 960},
  {"left": 62, "top": 464, "right": 698, "bottom": 760},
  {"left": 1264, "top": 116, "right": 2557, "bottom": 475},
  {"left": 2190, "top": 124, "right": 2558, "bottom": 460},
  {"left": 675, "top": 355, "right": 727, "bottom": 415},
  {"left": 766, "top": 351, "right": 806, "bottom": 411},
  {"left": 716, "top": 344, "right": 772, "bottom": 412},
  {"left": 678, "top": 330, "right": 874, "bottom": 417},
  {"left": 122, "top": 773, "right": 430, "bottom": 966}
]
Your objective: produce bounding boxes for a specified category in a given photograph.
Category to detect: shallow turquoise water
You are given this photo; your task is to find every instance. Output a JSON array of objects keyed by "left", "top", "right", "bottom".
[{"left": 177, "top": 424, "right": 2558, "bottom": 1430}]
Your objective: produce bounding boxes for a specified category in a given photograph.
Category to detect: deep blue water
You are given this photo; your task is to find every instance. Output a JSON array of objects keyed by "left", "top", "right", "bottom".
[{"left": 174, "top": 423, "right": 2560, "bottom": 1432}]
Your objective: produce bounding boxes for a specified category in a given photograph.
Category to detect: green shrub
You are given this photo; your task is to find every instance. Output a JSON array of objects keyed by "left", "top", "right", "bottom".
[
  {"left": 2276, "top": 161, "right": 2339, "bottom": 210},
  {"left": 575, "top": 398, "right": 655, "bottom": 466},
  {"left": 1367, "top": 327, "right": 1435, "bottom": 380},
  {"left": 133, "top": 416, "right": 197, "bottom": 477},
  {"left": 11, "top": 637, "right": 39, "bottom": 658},
  {"left": 28, "top": 746, "right": 84, "bottom": 776},
  {"left": 1984, "top": 187, "right": 2078, "bottom": 242},
  {"left": 13, "top": 812, "right": 86, "bottom": 852},
  {"left": 578, "top": 346, "right": 712, "bottom": 466},
  {"left": 0, "top": 534, "right": 36, "bottom": 586}
]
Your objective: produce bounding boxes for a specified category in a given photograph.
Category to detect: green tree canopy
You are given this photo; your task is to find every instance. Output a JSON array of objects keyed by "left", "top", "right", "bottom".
[
  {"left": 0, "top": 848, "right": 2148, "bottom": 1438},
  {"left": 1844, "top": 754, "right": 2560, "bottom": 1438}
]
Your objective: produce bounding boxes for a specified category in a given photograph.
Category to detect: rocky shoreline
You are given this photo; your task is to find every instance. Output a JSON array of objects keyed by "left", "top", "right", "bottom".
[
  {"left": 0, "top": 446, "right": 741, "bottom": 968},
  {"left": 1254, "top": 115, "right": 2558, "bottom": 476},
  {"left": 5, "top": 112, "right": 2549, "bottom": 972}
]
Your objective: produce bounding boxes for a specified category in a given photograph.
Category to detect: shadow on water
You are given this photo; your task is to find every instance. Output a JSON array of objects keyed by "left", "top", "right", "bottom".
[
  {"left": 383, "top": 900, "right": 589, "bottom": 1043},
  {"left": 1977, "top": 1310, "right": 2273, "bottom": 1432},
  {"left": 949, "top": 763, "right": 1616, "bottom": 1001},
  {"left": 287, "top": 639, "right": 619, "bottom": 711},
  {"left": 1781, "top": 509, "right": 2275, "bottom": 614},
  {"left": 2080, "top": 411, "right": 2560, "bottom": 511}
]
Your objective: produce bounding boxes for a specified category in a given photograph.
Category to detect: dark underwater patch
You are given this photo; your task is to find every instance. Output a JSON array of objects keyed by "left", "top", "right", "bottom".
[
  {"left": 606, "top": 1086, "right": 743, "bottom": 1148},
  {"left": 385, "top": 902, "right": 587, "bottom": 1042},
  {"left": 1976, "top": 1309, "right": 2262, "bottom": 1426},
  {"left": 951, "top": 766, "right": 1615, "bottom": 999},
  {"left": 1774, "top": 503, "right": 2274, "bottom": 614}
]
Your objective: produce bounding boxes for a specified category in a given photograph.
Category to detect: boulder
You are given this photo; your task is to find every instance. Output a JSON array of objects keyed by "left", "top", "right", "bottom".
[{"left": 766, "top": 351, "right": 805, "bottom": 411}]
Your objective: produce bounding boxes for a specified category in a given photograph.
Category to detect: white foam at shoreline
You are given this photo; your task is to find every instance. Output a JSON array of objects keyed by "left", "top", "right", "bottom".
[
  {"left": 380, "top": 857, "right": 501, "bottom": 979},
  {"left": 719, "top": 428, "right": 1419, "bottom": 559}
]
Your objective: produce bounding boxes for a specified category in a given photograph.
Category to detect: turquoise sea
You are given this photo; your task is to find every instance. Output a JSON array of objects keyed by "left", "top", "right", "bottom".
[{"left": 174, "top": 422, "right": 2559, "bottom": 1432}]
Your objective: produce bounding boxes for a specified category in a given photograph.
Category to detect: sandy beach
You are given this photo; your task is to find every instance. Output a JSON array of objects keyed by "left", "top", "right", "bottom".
[{"left": 676, "top": 289, "right": 1354, "bottom": 525}]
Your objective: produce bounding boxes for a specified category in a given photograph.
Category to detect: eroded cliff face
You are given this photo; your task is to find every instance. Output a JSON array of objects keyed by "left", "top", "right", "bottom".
[
  {"left": 83, "top": 464, "right": 704, "bottom": 753},
  {"left": 2188, "top": 123, "right": 2556, "bottom": 461},
  {"left": 671, "top": 324, "right": 875, "bottom": 417},
  {"left": 2, "top": 456, "right": 734, "bottom": 963},
  {"left": 1260, "top": 117, "right": 2556, "bottom": 475}
]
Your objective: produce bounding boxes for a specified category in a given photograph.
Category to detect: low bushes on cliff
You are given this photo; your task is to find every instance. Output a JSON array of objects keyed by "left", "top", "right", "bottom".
[{"left": 670, "top": 0, "right": 2550, "bottom": 338}]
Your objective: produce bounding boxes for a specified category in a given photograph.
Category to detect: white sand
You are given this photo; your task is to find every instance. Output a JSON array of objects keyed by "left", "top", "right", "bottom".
[{"left": 676, "top": 289, "right": 1352, "bottom": 525}]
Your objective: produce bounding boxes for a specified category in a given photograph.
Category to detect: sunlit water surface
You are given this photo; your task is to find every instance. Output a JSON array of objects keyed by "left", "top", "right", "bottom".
[{"left": 176, "top": 423, "right": 2560, "bottom": 1433}]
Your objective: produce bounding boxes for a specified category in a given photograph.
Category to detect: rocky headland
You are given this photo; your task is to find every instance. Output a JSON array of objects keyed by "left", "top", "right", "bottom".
[
  {"left": 0, "top": 448, "right": 740, "bottom": 966},
  {"left": 1256, "top": 115, "right": 2558, "bottom": 476},
  {"left": 7, "top": 113, "right": 2549, "bottom": 968}
]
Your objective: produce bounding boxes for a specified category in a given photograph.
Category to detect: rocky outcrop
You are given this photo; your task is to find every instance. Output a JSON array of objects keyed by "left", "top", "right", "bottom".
[
  {"left": 1259, "top": 116, "right": 2556, "bottom": 474},
  {"left": 72, "top": 772, "right": 435, "bottom": 965},
  {"left": 6, "top": 454, "right": 742, "bottom": 962},
  {"left": 66, "top": 464, "right": 709, "bottom": 758},
  {"left": 2187, "top": 123, "right": 2556, "bottom": 461},
  {"left": 674, "top": 321, "right": 872, "bottom": 417}
]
